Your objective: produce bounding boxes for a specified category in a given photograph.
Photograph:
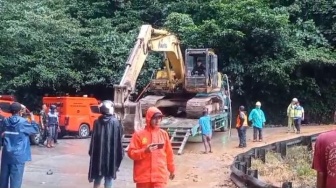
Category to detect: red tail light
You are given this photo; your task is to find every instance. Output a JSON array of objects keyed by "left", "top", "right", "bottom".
[{"left": 0, "top": 95, "right": 15, "bottom": 101}]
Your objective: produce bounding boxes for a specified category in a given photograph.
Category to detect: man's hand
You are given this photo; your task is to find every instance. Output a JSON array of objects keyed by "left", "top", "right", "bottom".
[
  {"left": 30, "top": 112, "right": 35, "bottom": 121},
  {"left": 145, "top": 144, "right": 158, "bottom": 153},
  {"left": 169, "top": 172, "right": 175, "bottom": 180}
]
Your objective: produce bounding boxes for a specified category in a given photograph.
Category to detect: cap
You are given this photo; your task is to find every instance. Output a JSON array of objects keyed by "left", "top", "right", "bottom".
[
  {"left": 10, "top": 102, "right": 22, "bottom": 113},
  {"left": 292, "top": 98, "right": 298, "bottom": 102},
  {"left": 152, "top": 112, "right": 164, "bottom": 119},
  {"left": 239, "top": 105, "right": 245, "bottom": 111},
  {"left": 256, "top": 101, "right": 261, "bottom": 106}
]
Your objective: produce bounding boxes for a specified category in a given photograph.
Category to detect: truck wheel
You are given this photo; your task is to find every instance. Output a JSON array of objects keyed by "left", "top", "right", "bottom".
[
  {"left": 30, "top": 133, "right": 41, "bottom": 145},
  {"left": 78, "top": 124, "right": 90, "bottom": 138}
]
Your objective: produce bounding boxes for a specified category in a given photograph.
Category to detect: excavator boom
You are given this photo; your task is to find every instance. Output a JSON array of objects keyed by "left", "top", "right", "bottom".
[{"left": 113, "top": 25, "right": 185, "bottom": 134}]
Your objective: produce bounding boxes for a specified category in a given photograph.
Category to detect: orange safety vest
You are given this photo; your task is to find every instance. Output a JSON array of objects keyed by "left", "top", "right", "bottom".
[{"left": 236, "top": 111, "right": 248, "bottom": 128}]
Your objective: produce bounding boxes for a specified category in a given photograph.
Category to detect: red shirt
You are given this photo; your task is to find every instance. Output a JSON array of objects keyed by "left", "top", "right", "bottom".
[{"left": 312, "top": 130, "right": 336, "bottom": 188}]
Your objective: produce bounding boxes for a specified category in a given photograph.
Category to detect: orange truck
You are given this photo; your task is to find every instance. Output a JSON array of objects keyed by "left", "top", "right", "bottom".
[
  {"left": 42, "top": 95, "right": 101, "bottom": 138},
  {"left": 0, "top": 95, "right": 42, "bottom": 145}
]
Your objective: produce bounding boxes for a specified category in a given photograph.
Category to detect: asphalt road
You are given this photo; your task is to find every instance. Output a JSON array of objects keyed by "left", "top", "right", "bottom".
[
  {"left": 0, "top": 125, "right": 334, "bottom": 188},
  {"left": 1, "top": 138, "right": 135, "bottom": 188}
]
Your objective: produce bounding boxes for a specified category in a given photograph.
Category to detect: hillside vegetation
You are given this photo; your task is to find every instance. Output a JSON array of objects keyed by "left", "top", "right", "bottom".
[{"left": 0, "top": 0, "right": 335, "bottom": 124}]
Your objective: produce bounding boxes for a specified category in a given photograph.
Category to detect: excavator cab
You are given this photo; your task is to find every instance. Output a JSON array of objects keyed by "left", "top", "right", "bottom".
[{"left": 185, "top": 48, "right": 219, "bottom": 93}]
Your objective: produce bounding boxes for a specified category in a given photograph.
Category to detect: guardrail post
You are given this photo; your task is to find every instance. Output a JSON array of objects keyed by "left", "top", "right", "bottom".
[
  {"left": 243, "top": 155, "right": 252, "bottom": 168},
  {"left": 282, "top": 182, "right": 292, "bottom": 188},
  {"left": 259, "top": 148, "right": 266, "bottom": 163},
  {"left": 234, "top": 161, "right": 240, "bottom": 168},
  {"left": 238, "top": 162, "right": 247, "bottom": 174},
  {"left": 280, "top": 142, "right": 287, "bottom": 158},
  {"left": 252, "top": 148, "right": 258, "bottom": 158},
  {"left": 237, "top": 155, "right": 244, "bottom": 162},
  {"left": 302, "top": 136, "right": 313, "bottom": 151},
  {"left": 247, "top": 169, "right": 258, "bottom": 179},
  {"left": 274, "top": 142, "right": 281, "bottom": 153}
]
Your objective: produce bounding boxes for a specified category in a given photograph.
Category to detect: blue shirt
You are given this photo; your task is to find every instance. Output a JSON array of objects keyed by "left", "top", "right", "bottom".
[
  {"left": 199, "top": 115, "right": 212, "bottom": 135},
  {"left": 0, "top": 115, "right": 39, "bottom": 164},
  {"left": 248, "top": 108, "right": 266, "bottom": 128}
]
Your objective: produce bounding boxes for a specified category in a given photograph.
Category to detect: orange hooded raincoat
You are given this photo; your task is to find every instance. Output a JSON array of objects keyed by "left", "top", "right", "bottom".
[{"left": 127, "top": 107, "right": 175, "bottom": 184}]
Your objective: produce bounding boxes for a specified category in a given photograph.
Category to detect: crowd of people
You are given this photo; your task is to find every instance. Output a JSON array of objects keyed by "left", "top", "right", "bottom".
[
  {"left": 234, "top": 98, "right": 304, "bottom": 149},
  {"left": 0, "top": 96, "right": 335, "bottom": 188}
]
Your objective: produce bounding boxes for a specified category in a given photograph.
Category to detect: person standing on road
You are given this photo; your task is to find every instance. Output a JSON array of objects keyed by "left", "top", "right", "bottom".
[
  {"left": 287, "top": 98, "right": 298, "bottom": 133},
  {"left": 0, "top": 108, "right": 5, "bottom": 150},
  {"left": 249, "top": 101, "right": 266, "bottom": 142},
  {"left": 46, "top": 105, "right": 59, "bottom": 148},
  {"left": 236, "top": 106, "right": 248, "bottom": 148},
  {"left": 53, "top": 107, "right": 60, "bottom": 144},
  {"left": 293, "top": 102, "right": 304, "bottom": 134},
  {"left": 128, "top": 106, "right": 175, "bottom": 188},
  {"left": 39, "top": 104, "right": 48, "bottom": 146},
  {"left": 198, "top": 109, "right": 212, "bottom": 153},
  {"left": 88, "top": 100, "right": 124, "bottom": 188},
  {"left": 0, "top": 102, "right": 39, "bottom": 188},
  {"left": 312, "top": 130, "right": 336, "bottom": 188}
]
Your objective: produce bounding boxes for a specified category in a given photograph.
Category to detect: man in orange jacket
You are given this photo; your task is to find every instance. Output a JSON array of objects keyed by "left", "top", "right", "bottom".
[{"left": 128, "top": 106, "right": 175, "bottom": 188}]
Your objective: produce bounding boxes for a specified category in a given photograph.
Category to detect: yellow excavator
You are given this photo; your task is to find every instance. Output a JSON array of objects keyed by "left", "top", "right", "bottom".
[{"left": 113, "top": 25, "right": 230, "bottom": 134}]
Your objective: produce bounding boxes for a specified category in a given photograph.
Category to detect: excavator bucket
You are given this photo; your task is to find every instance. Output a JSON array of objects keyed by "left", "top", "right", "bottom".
[
  {"left": 117, "top": 101, "right": 144, "bottom": 135},
  {"left": 114, "top": 85, "right": 144, "bottom": 135}
]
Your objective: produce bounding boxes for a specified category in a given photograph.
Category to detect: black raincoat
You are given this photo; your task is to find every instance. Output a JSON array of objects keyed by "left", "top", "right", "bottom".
[{"left": 88, "top": 114, "right": 124, "bottom": 181}]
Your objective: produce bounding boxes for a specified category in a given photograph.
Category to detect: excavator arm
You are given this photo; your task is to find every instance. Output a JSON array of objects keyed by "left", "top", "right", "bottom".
[{"left": 113, "top": 25, "right": 185, "bottom": 134}]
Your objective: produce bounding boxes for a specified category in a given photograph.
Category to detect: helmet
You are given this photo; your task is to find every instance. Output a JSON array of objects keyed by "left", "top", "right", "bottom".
[
  {"left": 239, "top": 106, "right": 245, "bottom": 111},
  {"left": 50, "top": 105, "right": 57, "bottom": 110},
  {"left": 256, "top": 101, "right": 261, "bottom": 106},
  {"left": 99, "top": 100, "right": 114, "bottom": 115},
  {"left": 292, "top": 98, "right": 298, "bottom": 102}
]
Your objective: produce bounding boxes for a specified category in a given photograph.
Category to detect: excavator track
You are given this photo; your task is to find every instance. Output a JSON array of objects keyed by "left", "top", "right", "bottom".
[
  {"left": 185, "top": 94, "right": 225, "bottom": 119},
  {"left": 139, "top": 95, "right": 165, "bottom": 116},
  {"left": 139, "top": 93, "right": 226, "bottom": 119}
]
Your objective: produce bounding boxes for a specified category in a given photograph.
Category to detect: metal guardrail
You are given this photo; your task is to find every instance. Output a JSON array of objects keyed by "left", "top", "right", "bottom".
[{"left": 230, "top": 133, "right": 320, "bottom": 188}]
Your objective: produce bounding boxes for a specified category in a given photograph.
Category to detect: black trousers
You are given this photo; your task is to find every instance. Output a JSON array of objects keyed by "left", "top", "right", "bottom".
[
  {"left": 237, "top": 127, "right": 247, "bottom": 146},
  {"left": 253, "top": 127, "right": 263, "bottom": 140}
]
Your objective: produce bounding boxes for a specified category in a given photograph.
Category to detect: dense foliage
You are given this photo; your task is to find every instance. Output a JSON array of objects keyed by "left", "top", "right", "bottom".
[{"left": 0, "top": 0, "right": 335, "bottom": 124}]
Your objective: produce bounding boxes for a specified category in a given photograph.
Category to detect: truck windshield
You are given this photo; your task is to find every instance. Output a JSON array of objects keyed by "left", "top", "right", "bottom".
[
  {"left": 185, "top": 54, "right": 206, "bottom": 76},
  {"left": 0, "top": 102, "right": 11, "bottom": 113}
]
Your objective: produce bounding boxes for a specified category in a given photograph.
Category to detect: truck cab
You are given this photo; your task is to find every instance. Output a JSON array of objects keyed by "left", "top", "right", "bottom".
[{"left": 43, "top": 95, "right": 101, "bottom": 138}]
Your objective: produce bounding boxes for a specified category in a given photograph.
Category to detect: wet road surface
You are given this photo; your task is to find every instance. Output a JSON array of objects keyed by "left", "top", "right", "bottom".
[{"left": 0, "top": 125, "right": 335, "bottom": 188}]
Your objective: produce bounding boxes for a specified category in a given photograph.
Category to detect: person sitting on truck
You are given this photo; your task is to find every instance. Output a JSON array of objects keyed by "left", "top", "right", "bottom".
[
  {"left": 0, "top": 102, "right": 39, "bottom": 188},
  {"left": 128, "top": 106, "right": 175, "bottom": 188},
  {"left": 191, "top": 59, "right": 206, "bottom": 76},
  {"left": 46, "top": 105, "right": 59, "bottom": 148},
  {"left": 88, "top": 100, "right": 124, "bottom": 188},
  {"left": 198, "top": 109, "right": 212, "bottom": 153}
]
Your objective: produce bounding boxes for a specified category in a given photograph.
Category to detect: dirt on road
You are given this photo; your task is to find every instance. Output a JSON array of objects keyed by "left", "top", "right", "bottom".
[{"left": 167, "top": 125, "right": 336, "bottom": 188}]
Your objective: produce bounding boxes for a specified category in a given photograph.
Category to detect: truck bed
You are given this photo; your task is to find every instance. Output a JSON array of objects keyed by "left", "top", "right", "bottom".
[{"left": 123, "top": 111, "right": 229, "bottom": 154}]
